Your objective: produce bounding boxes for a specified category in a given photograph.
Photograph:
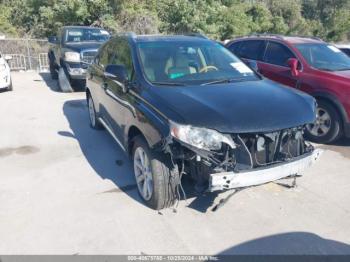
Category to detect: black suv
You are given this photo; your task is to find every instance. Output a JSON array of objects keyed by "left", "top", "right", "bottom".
[{"left": 86, "top": 33, "right": 321, "bottom": 210}]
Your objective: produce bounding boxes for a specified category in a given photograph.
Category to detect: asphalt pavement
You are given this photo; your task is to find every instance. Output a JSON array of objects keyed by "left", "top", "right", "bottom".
[{"left": 0, "top": 72, "right": 350, "bottom": 255}]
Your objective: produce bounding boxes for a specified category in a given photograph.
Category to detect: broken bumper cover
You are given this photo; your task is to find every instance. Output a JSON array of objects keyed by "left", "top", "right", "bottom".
[{"left": 209, "top": 148, "right": 323, "bottom": 192}]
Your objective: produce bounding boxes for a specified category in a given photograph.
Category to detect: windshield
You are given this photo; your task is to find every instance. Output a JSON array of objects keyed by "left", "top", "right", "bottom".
[
  {"left": 65, "top": 28, "right": 110, "bottom": 43},
  {"left": 137, "top": 40, "right": 258, "bottom": 85},
  {"left": 295, "top": 43, "right": 350, "bottom": 71}
]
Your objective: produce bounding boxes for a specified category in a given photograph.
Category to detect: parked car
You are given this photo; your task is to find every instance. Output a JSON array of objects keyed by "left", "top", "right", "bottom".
[
  {"left": 86, "top": 33, "right": 321, "bottom": 210},
  {"left": 226, "top": 35, "right": 350, "bottom": 144},
  {"left": 0, "top": 53, "right": 12, "bottom": 92},
  {"left": 48, "top": 26, "right": 110, "bottom": 90},
  {"left": 335, "top": 44, "right": 350, "bottom": 57}
]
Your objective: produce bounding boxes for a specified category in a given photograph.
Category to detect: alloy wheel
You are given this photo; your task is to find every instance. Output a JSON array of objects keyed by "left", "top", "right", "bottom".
[
  {"left": 307, "top": 107, "right": 332, "bottom": 137},
  {"left": 133, "top": 147, "right": 153, "bottom": 201},
  {"left": 88, "top": 97, "right": 96, "bottom": 127}
]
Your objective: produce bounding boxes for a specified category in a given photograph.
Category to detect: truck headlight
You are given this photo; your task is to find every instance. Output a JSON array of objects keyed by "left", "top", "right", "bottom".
[
  {"left": 170, "top": 121, "right": 236, "bottom": 151},
  {"left": 64, "top": 52, "right": 80, "bottom": 63}
]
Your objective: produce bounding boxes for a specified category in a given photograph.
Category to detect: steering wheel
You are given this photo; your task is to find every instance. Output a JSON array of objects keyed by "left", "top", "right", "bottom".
[{"left": 199, "top": 65, "right": 219, "bottom": 73}]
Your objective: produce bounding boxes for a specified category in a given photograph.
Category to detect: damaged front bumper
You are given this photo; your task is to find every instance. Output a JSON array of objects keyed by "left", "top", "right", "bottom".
[{"left": 209, "top": 148, "right": 322, "bottom": 192}]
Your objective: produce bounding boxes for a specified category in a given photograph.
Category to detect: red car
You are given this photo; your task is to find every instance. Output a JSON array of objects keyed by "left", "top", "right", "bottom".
[{"left": 226, "top": 35, "right": 350, "bottom": 143}]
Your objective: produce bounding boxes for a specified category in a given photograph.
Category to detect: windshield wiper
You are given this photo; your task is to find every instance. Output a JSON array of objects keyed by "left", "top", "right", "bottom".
[
  {"left": 201, "top": 78, "right": 234, "bottom": 86},
  {"left": 151, "top": 81, "right": 186, "bottom": 86},
  {"left": 201, "top": 77, "right": 248, "bottom": 86}
]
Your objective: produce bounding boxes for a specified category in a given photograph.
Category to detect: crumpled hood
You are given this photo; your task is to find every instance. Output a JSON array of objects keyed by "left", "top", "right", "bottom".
[
  {"left": 63, "top": 42, "right": 103, "bottom": 53},
  {"left": 148, "top": 79, "right": 316, "bottom": 133}
]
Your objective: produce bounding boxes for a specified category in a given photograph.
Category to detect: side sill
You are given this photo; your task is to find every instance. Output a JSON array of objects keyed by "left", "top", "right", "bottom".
[{"left": 98, "top": 117, "right": 126, "bottom": 152}]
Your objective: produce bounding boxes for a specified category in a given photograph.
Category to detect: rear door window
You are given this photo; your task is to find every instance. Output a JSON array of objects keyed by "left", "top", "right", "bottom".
[
  {"left": 235, "top": 40, "right": 265, "bottom": 60},
  {"left": 264, "top": 41, "right": 295, "bottom": 67},
  {"left": 340, "top": 48, "right": 350, "bottom": 57}
]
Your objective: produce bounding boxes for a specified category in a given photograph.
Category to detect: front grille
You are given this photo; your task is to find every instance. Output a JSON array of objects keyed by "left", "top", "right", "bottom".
[
  {"left": 231, "top": 128, "right": 306, "bottom": 171},
  {"left": 81, "top": 51, "right": 97, "bottom": 64}
]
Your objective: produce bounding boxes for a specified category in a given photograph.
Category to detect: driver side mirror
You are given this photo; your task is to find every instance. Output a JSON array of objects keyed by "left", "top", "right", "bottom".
[
  {"left": 246, "top": 60, "right": 259, "bottom": 72},
  {"left": 287, "top": 58, "right": 300, "bottom": 77},
  {"left": 48, "top": 36, "right": 59, "bottom": 44},
  {"left": 104, "top": 64, "right": 129, "bottom": 93}
]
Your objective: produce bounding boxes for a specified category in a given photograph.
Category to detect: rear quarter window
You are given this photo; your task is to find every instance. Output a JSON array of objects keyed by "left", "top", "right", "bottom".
[
  {"left": 227, "top": 41, "right": 242, "bottom": 54},
  {"left": 235, "top": 40, "right": 265, "bottom": 60},
  {"left": 340, "top": 48, "right": 350, "bottom": 57}
]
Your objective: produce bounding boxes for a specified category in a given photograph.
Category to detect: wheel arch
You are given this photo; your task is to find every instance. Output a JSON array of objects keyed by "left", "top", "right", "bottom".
[
  {"left": 127, "top": 126, "right": 148, "bottom": 156},
  {"left": 86, "top": 87, "right": 99, "bottom": 114},
  {"left": 311, "top": 92, "right": 348, "bottom": 126}
]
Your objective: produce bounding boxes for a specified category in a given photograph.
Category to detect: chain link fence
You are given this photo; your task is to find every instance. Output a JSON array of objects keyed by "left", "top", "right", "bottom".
[{"left": 0, "top": 38, "right": 49, "bottom": 72}]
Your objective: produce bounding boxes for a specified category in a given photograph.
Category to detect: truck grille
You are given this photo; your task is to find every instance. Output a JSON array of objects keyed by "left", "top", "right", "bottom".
[{"left": 81, "top": 51, "right": 97, "bottom": 64}]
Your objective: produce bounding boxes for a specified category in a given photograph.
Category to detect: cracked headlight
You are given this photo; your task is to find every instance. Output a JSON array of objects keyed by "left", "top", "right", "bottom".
[
  {"left": 64, "top": 52, "right": 80, "bottom": 63},
  {"left": 170, "top": 121, "right": 236, "bottom": 151}
]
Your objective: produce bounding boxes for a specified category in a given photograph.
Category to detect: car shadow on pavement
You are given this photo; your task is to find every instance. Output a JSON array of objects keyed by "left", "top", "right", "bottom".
[
  {"left": 39, "top": 72, "right": 60, "bottom": 92},
  {"left": 217, "top": 232, "right": 350, "bottom": 256},
  {"left": 40, "top": 72, "right": 86, "bottom": 93},
  {"left": 317, "top": 137, "right": 350, "bottom": 160},
  {"left": 61, "top": 99, "right": 144, "bottom": 206},
  {"left": 332, "top": 137, "right": 350, "bottom": 146},
  {"left": 61, "top": 98, "right": 231, "bottom": 212}
]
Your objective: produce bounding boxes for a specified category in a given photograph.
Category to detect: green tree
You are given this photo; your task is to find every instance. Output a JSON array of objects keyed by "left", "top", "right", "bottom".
[
  {"left": 246, "top": 2, "right": 273, "bottom": 33},
  {"left": 0, "top": 0, "right": 349, "bottom": 42},
  {"left": 0, "top": 8, "right": 18, "bottom": 36}
]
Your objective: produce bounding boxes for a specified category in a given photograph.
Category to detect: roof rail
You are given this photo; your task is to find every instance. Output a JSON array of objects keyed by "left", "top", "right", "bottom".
[
  {"left": 232, "top": 33, "right": 324, "bottom": 42},
  {"left": 291, "top": 35, "right": 323, "bottom": 41},
  {"left": 182, "top": 33, "right": 209, "bottom": 39},
  {"left": 239, "top": 33, "right": 285, "bottom": 40},
  {"left": 116, "top": 32, "right": 137, "bottom": 38}
]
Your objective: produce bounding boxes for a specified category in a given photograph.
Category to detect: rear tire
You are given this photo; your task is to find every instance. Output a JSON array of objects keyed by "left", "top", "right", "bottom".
[
  {"left": 7, "top": 80, "right": 13, "bottom": 91},
  {"left": 87, "top": 95, "right": 103, "bottom": 130},
  {"left": 305, "top": 100, "right": 342, "bottom": 144},
  {"left": 132, "top": 136, "right": 179, "bottom": 210}
]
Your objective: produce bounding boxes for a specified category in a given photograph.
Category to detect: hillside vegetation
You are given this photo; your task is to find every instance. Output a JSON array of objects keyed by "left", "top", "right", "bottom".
[{"left": 0, "top": 0, "right": 349, "bottom": 41}]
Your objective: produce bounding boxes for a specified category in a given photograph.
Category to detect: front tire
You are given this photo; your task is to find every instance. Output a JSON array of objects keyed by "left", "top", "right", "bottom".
[
  {"left": 49, "top": 61, "right": 58, "bottom": 80},
  {"left": 305, "top": 100, "right": 342, "bottom": 144},
  {"left": 7, "top": 80, "right": 13, "bottom": 91},
  {"left": 132, "top": 136, "right": 179, "bottom": 210}
]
